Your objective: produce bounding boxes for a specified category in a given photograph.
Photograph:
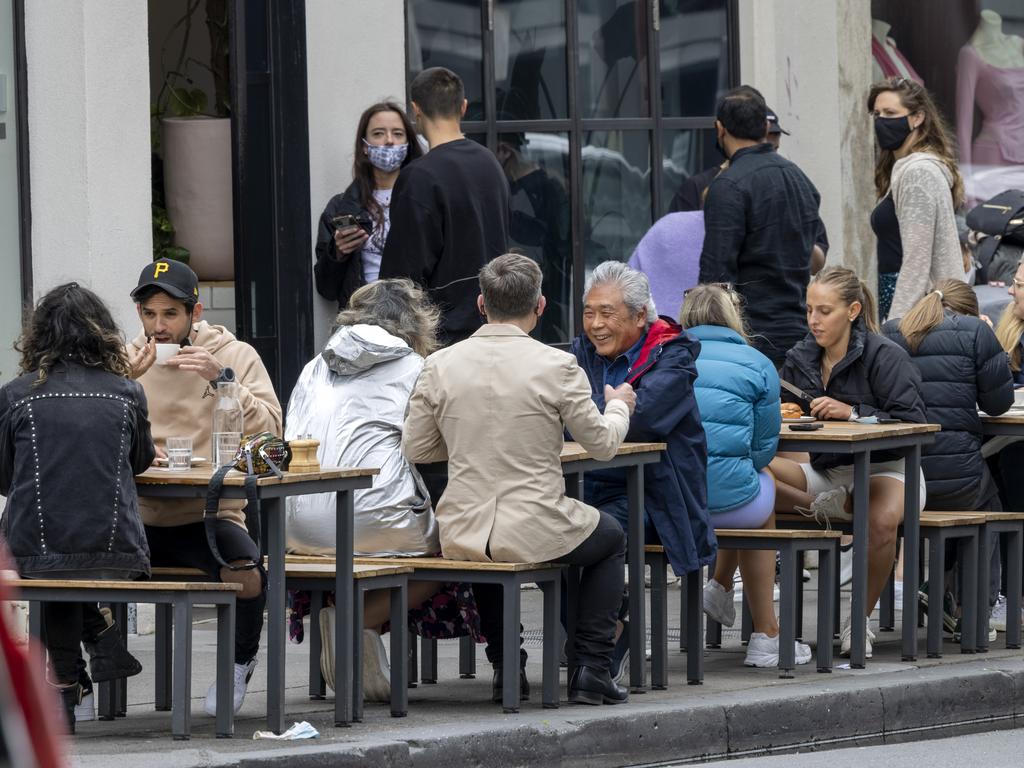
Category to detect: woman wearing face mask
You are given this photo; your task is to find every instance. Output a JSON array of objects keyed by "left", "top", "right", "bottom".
[
  {"left": 868, "top": 77, "right": 965, "bottom": 322},
  {"left": 770, "top": 266, "right": 927, "bottom": 658},
  {"left": 314, "top": 102, "right": 424, "bottom": 309}
]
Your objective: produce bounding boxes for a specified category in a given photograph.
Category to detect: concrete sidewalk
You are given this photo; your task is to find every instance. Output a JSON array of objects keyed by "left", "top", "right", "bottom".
[{"left": 65, "top": 579, "right": 1024, "bottom": 768}]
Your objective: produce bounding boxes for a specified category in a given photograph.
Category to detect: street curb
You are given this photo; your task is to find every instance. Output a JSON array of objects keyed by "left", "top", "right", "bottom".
[{"left": 73, "top": 658, "right": 1024, "bottom": 768}]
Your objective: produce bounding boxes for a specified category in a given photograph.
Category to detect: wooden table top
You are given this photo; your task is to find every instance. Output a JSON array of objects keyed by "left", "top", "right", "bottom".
[
  {"left": 136, "top": 465, "right": 379, "bottom": 486},
  {"left": 980, "top": 411, "right": 1024, "bottom": 425},
  {"left": 560, "top": 441, "right": 666, "bottom": 462},
  {"left": 776, "top": 421, "right": 940, "bottom": 442}
]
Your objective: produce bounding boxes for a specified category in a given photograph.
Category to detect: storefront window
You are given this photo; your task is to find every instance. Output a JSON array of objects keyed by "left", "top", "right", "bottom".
[{"left": 870, "top": 1, "right": 1024, "bottom": 205}]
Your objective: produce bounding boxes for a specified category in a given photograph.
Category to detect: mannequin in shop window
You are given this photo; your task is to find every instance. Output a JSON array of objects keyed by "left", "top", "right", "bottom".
[
  {"left": 871, "top": 19, "right": 925, "bottom": 86},
  {"left": 956, "top": 10, "right": 1024, "bottom": 201}
]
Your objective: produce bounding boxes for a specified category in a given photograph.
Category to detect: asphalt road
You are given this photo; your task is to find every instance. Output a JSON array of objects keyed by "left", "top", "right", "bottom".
[{"left": 694, "top": 727, "right": 1024, "bottom": 767}]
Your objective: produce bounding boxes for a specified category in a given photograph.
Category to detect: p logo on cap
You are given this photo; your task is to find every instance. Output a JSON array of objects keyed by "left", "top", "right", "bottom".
[{"left": 154, "top": 262, "right": 170, "bottom": 278}]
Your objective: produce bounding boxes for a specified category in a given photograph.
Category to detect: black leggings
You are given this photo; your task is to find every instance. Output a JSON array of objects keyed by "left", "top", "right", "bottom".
[
  {"left": 145, "top": 521, "right": 266, "bottom": 664},
  {"left": 42, "top": 602, "right": 108, "bottom": 683}
]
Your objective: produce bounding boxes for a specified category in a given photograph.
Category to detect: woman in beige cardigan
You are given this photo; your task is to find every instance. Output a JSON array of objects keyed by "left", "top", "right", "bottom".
[{"left": 868, "top": 77, "right": 966, "bottom": 322}]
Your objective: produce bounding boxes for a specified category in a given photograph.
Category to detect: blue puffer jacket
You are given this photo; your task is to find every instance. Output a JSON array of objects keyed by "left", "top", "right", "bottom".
[
  {"left": 572, "top": 318, "right": 716, "bottom": 575},
  {"left": 688, "top": 325, "right": 781, "bottom": 514}
]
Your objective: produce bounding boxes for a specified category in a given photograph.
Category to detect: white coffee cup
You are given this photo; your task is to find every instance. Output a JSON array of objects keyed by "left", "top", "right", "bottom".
[{"left": 155, "top": 343, "right": 179, "bottom": 364}]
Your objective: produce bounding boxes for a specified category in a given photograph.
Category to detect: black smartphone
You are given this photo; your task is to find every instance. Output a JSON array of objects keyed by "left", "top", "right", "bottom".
[
  {"left": 330, "top": 213, "right": 360, "bottom": 230},
  {"left": 876, "top": 418, "right": 900, "bottom": 424},
  {"left": 788, "top": 422, "right": 823, "bottom": 431}
]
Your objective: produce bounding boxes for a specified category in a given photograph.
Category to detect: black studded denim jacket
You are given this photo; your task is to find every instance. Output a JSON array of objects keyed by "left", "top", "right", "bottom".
[{"left": 0, "top": 361, "right": 156, "bottom": 577}]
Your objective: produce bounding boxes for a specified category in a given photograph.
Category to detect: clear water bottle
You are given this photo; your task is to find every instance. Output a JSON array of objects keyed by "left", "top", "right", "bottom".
[{"left": 212, "top": 381, "right": 244, "bottom": 467}]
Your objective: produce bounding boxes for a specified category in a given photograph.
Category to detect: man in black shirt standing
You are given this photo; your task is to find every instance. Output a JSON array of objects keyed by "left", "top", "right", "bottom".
[
  {"left": 380, "top": 67, "right": 510, "bottom": 345},
  {"left": 699, "top": 86, "right": 825, "bottom": 368}
]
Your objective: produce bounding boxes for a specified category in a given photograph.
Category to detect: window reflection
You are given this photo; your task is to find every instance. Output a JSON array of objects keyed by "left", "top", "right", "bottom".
[
  {"left": 407, "top": 0, "right": 483, "bottom": 113},
  {"left": 578, "top": 0, "right": 649, "bottom": 118},
  {"left": 660, "top": 0, "right": 730, "bottom": 117},
  {"left": 495, "top": 1, "right": 568, "bottom": 120},
  {"left": 494, "top": 131, "right": 572, "bottom": 342},
  {"left": 660, "top": 128, "right": 721, "bottom": 215},
  {"left": 583, "top": 131, "right": 652, "bottom": 270}
]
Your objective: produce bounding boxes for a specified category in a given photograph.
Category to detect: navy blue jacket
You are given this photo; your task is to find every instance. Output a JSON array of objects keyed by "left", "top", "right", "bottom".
[
  {"left": 883, "top": 313, "right": 1013, "bottom": 509},
  {"left": 779, "top": 321, "right": 927, "bottom": 471},
  {"left": 571, "top": 318, "right": 716, "bottom": 575}
]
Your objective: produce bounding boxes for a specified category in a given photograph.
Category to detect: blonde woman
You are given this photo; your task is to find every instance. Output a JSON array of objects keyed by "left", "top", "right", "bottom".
[
  {"left": 868, "top": 77, "right": 966, "bottom": 321},
  {"left": 679, "top": 284, "right": 809, "bottom": 668}
]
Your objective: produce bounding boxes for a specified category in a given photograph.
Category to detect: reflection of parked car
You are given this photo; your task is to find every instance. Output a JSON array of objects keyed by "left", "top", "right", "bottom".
[{"left": 0, "top": 545, "right": 67, "bottom": 766}]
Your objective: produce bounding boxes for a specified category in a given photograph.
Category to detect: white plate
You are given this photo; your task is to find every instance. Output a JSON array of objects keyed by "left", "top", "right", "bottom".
[
  {"left": 154, "top": 456, "right": 208, "bottom": 467},
  {"left": 782, "top": 416, "right": 816, "bottom": 422}
]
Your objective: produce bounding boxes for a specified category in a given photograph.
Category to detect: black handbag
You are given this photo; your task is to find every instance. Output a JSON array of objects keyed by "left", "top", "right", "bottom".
[
  {"left": 203, "top": 433, "right": 290, "bottom": 571},
  {"left": 966, "top": 190, "right": 1024, "bottom": 247}
]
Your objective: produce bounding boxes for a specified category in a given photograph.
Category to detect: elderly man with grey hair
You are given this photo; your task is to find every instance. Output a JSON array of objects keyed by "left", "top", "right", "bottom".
[
  {"left": 404, "top": 253, "right": 637, "bottom": 707},
  {"left": 570, "top": 261, "right": 716, "bottom": 682}
]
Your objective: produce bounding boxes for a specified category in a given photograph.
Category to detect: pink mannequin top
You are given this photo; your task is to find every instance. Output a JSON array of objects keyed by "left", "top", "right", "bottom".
[
  {"left": 956, "top": 44, "right": 1024, "bottom": 166},
  {"left": 872, "top": 36, "right": 925, "bottom": 85}
]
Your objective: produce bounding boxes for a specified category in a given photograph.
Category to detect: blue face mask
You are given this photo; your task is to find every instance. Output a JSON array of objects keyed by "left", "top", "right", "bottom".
[{"left": 363, "top": 140, "right": 408, "bottom": 172}]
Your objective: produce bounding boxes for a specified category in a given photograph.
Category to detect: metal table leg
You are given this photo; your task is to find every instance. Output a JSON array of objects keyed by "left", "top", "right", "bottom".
[
  {"left": 902, "top": 443, "right": 922, "bottom": 661},
  {"left": 849, "top": 450, "right": 871, "bottom": 668},
  {"left": 264, "top": 496, "right": 286, "bottom": 734},
  {"left": 334, "top": 489, "right": 355, "bottom": 726},
  {"left": 626, "top": 464, "right": 647, "bottom": 692}
]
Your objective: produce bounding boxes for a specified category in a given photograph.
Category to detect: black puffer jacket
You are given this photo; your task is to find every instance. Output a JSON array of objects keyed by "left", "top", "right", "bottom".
[
  {"left": 883, "top": 313, "right": 1013, "bottom": 509},
  {"left": 0, "top": 362, "right": 156, "bottom": 577},
  {"left": 779, "top": 321, "right": 926, "bottom": 471},
  {"left": 313, "top": 181, "right": 371, "bottom": 309}
]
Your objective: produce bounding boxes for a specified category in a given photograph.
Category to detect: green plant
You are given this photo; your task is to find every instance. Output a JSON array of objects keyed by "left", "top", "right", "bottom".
[{"left": 152, "top": 203, "right": 190, "bottom": 264}]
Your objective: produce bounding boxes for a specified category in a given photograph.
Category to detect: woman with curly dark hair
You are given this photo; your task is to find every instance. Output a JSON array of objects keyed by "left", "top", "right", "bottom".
[{"left": 0, "top": 282, "right": 156, "bottom": 733}]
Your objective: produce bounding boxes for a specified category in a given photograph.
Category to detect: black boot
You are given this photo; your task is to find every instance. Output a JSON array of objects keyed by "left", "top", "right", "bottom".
[
  {"left": 569, "top": 665, "right": 628, "bottom": 705},
  {"left": 54, "top": 682, "right": 82, "bottom": 734},
  {"left": 491, "top": 664, "right": 530, "bottom": 703},
  {"left": 84, "top": 623, "right": 142, "bottom": 683}
]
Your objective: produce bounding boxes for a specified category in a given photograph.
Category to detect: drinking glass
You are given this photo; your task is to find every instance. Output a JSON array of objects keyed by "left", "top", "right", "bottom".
[{"left": 166, "top": 437, "right": 192, "bottom": 471}]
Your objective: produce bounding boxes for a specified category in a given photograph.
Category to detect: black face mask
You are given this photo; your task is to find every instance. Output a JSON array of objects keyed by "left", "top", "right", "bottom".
[{"left": 874, "top": 115, "right": 913, "bottom": 151}]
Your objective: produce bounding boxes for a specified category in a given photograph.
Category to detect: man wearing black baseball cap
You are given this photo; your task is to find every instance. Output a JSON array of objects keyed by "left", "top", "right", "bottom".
[
  {"left": 765, "top": 106, "right": 791, "bottom": 151},
  {"left": 127, "top": 257, "right": 282, "bottom": 717}
]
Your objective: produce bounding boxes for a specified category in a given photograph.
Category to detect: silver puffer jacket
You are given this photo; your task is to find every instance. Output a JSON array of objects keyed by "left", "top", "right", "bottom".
[{"left": 284, "top": 324, "right": 439, "bottom": 556}]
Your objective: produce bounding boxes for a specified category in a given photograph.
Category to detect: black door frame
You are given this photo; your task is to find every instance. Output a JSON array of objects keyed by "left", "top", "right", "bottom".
[
  {"left": 229, "top": 0, "right": 313, "bottom": 405},
  {"left": 12, "top": 0, "right": 31, "bottom": 304}
]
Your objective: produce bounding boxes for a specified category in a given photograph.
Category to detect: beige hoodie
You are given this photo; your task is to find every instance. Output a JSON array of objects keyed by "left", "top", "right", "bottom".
[{"left": 128, "top": 321, "right": 283, "bottom": 527}]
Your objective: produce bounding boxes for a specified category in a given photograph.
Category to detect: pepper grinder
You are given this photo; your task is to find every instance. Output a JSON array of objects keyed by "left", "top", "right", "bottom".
[{"left": 287, "top": 436, "right": 321, "bottom": 473}]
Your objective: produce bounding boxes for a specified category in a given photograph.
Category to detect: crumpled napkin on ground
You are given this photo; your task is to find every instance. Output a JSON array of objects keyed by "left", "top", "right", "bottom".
[{"left": 252, "top": 721, "right": 320, "bottom": 740}]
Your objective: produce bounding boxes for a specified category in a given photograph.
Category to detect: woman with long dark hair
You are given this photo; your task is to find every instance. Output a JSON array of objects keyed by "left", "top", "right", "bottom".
[
  {"left": 0, "top": 283, "right": 156, "bottom": 733},
  {"left": 867, "top": 77, "right": 966, "bottom": 321},
  {"left": 314, "top": 101, "right": 424, "bottom": 309}
]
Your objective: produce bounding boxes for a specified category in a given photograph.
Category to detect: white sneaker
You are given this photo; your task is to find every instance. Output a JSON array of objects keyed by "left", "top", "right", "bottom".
[
  {"left": 703, "top": 579, "right": 736, "bottom": 627},
  {"left": 992, "top": 594, "right": 1007, "bottom": 632},
  {"left": 795, "top": 487, "right": 852, "bottom": 524},
  {"left": 204, "top": 657, "right": 257, "bottom": 716},
  {"left": 362, "top": 629, "right": 391, "bottom": 703},
  {"left": 839, "top": 615, "right": 875, "bottom": 659},
  {"left": 743, "top": 632, "right": 812, "bottom": 667}
]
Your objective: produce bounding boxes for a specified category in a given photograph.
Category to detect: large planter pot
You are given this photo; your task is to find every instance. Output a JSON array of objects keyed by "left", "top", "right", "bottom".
[{"left": 162, "top": 116, "right": 234, "bottom": 280}]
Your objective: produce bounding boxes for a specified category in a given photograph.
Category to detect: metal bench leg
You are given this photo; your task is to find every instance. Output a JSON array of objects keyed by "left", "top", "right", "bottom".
[
  {"left": 421, "top": 637, "right": 437, "bottom": 684},
  {"left": 540, "top": 577, "right": 559, "bottom": 708},
  {"left": 740, "top": 594, "right": 753, "bottom": 643},
  {"left": 817, "top": 543, "right": 835, "bottom": 672},
  {"left": 351, "top": 586, "right": 366, "bottom": 723},
  {"left": 215, "top": 599, "right": 235, "bottom": 738},
  {"left": 27, "top": 602, "right": 44, "bottom": 680},
  {"left": 1007, "top": 527, "right": 1023, "bottom": 649},
  {"left": 648, "top": 553, "right": 667, "bottom": 690},
  {"left": 171, "top": 599, "right": 193, "bottom": 740},
  {"left": 686, "top": 568, "right": 703, "bottom": 685},
  {"left": 389, "top": 582, "right": 409, "bottom": 717},
  {"left": 927, "top": 533, "right": 944, "bottom": 658},
  {"left": 795, "top": 550, "right": 805, "bottom": 636},
  {"left": 565, "top": 566, "right": 580, "bottom": 686},
  {"left": 459, "top": 635, "right": 476, "bottom": 678},
  {"left": 111, "top": 603, "right": 128, "bottom": 717},
  {"left": 501, "top": 580, "right": 521, "bottom": 713},
  {"left": 879, "top": 564, "right": 895, "bottom": 631},
  {"left": 959, "top": 532, "right": 978, "bottom": 654},
  {"left": 407, "top": 630, "right": 418, "bottom": 686},
  {"left": 679, "top": 569, "right": 689, "bottom": 652},
  {"left": 154, "top": 603, "right": 172, "bottom": 711},
  {"left": 308, "top": 591, "right": 326, "bottom": 699},
  {"left": 778, "top": 545, "right": 797, "bottom": 678},
  {"left": 976, "top": 528, "right": 992, "bottom": 653}
]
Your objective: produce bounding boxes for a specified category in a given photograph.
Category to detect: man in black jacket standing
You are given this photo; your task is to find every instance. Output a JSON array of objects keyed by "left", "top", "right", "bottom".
[
  {"left": 380, "top": 67, "right": 510, "bottom": 345},
  {"left": 700, "top": 86, "right": 825, "bottom": 367}
]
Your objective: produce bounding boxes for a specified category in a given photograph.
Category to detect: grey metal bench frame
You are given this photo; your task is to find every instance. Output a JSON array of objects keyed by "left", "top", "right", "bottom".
[
  {"left": 18, "top": 581, "right": 236, "bottom": 740},
  {"left": 976, "top": 517, "right": 1023, "bottom": 651},
  {"left": 919, "top": 519, "right": 979, "bottom": 657},
  {"left": 697, "top": 532, "right": 838, "bottom": 678},
  {"left": 362, "top": 562, "right": 563, "bottom": 713}
]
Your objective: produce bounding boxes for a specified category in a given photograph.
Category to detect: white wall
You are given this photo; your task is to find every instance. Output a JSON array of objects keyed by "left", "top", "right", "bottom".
[
  {"left": 738, "top": 0, "right": 875, "bottom": 283},
  {"left": 24, "top": 0, "right": 152, "bottom": 338},
  {"left": 305, "top": 0, "right": 408, "bottom": 351}
]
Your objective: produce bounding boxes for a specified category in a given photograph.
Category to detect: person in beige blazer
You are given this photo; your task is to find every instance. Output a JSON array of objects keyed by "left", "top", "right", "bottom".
[{"left": 403, "top": 254, "right": 636, "bottom": 706}]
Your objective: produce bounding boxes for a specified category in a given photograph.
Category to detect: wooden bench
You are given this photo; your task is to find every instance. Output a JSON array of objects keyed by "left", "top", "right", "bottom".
[
  {"left": 151, "top": 562, "right": 412, "bottom": 721},
  {"left": 653, "top": 528, "right": 839, "bottom": 680},
  {"left": 9, "top": 578, "right": 239, "bottom": 740},
  {"left": 353, "top": 556, "right": 564, "bottom": 713}
]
